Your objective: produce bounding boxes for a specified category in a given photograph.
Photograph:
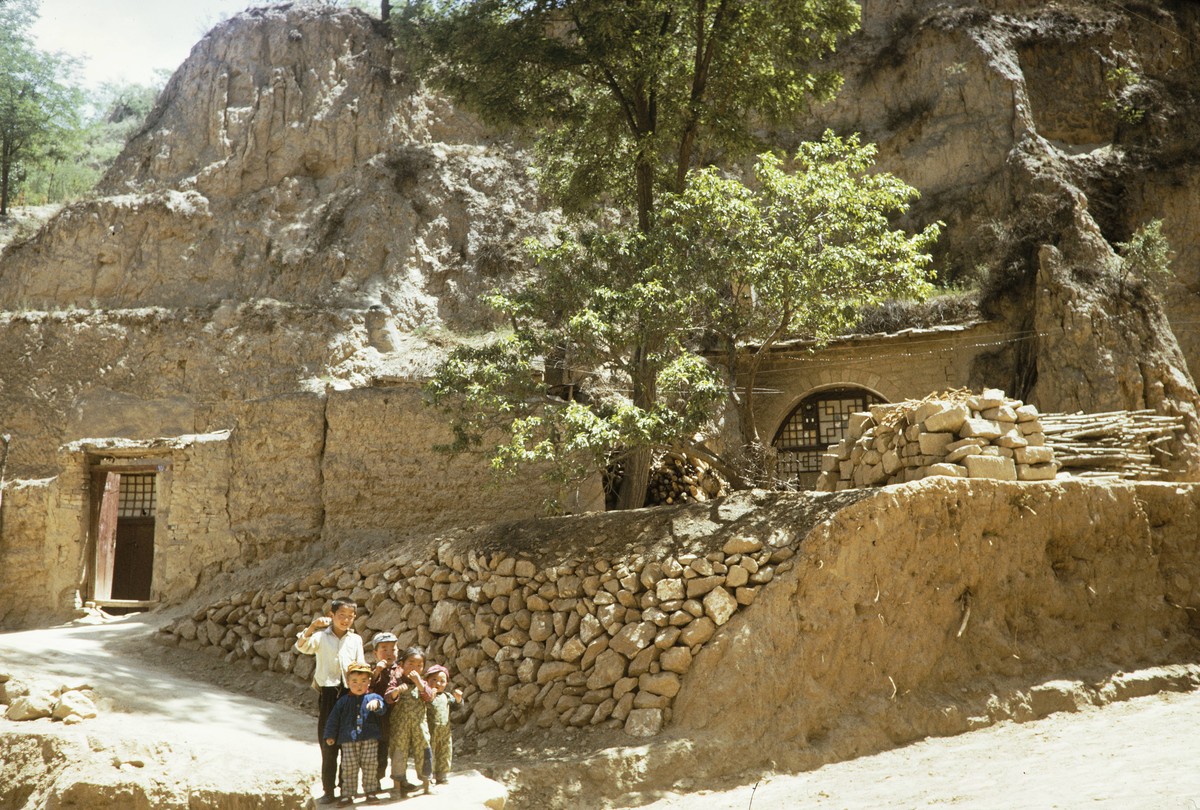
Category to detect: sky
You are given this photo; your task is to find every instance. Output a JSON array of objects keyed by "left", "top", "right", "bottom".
[{"left": 29, "top": 0, "right": 277, "bottom": 93}]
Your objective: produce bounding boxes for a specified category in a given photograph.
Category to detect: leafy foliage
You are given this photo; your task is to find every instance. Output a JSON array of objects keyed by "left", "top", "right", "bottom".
[
  {"left": 426, "top": 227, "right": 727, "bottom": 496},
  {"left": 428, "top": 138, "right": 940, "bottom": 500},
  {"left": 395, "top": 0, "right": 860, "bottom": 227},
  {"left": 1101, "top": 65, "right": 1146, "bottom": 125},
  {"left": 1116, "top": 219, "right": 1172, "bottom": 291},
  {"left": 646, "top": 133, "right": 941, "bottom": 446},
  {"left": 0, "top": 0, "right": 85, "bottom": 215},
  {"left": 20, "top": 79, "right": 164, "bottom": 205},
  {"left": 407, "top": 0, "right": 867, "bottom": 508}
]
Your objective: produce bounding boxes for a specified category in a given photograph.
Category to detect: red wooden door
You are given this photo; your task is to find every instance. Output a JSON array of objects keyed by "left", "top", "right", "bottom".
[{"left": 93, "top": 472, "right": 121, "bottom": 601}]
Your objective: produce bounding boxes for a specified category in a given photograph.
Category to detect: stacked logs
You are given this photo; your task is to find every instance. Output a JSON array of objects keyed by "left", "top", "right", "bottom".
[
  {"left": 160, "top": 534, "right": 792, "bottom": 739},
  {"left": 644, "top": 452, "right": 726, "bottom": 507},
  {"left": 815, "top": 389, "right": 1058, "bottom": 491},
  {"left": 1040, "top": 410, "right": 1187, "bottom": 480}
]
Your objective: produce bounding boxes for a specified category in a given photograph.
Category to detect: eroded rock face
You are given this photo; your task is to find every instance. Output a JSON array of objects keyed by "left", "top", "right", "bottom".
[
  {"left": 0, "top": 6, "right": 552, "bottom": 325},
  {"left": 1, "top": 1, "right": 1197, "bottom": 481},
  {"left": 784, "top": 2, "right": 1200, "bottom": 469},
  {"left": 666, "top": 478, "right": 1200, "bottom": 781}
]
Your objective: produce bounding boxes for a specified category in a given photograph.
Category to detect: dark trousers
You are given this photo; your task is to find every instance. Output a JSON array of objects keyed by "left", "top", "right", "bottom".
[
  {"left": 376, "top": 735, "right": 390, "bottom": 779},
  {"left": 317, "top": 685, "right": 345, "bottom": 796}
]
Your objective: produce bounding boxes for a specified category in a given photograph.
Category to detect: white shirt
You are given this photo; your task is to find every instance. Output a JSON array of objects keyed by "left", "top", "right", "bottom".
[{"left": 294, "top": 626, "right": 365, "bottom": 688}]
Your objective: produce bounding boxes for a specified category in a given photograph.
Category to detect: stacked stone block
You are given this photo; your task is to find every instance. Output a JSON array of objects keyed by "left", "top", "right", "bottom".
[
  {"left": 815, "top": 389, "right": 1059, "bottom": 491},
  {"left": 161, "top": 534, "right": 795, "bottom": 738}
]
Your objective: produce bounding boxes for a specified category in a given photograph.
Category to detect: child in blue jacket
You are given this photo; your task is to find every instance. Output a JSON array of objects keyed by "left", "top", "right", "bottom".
[{"left": 323, "top": 661, "right": 388, "bottom": 805}]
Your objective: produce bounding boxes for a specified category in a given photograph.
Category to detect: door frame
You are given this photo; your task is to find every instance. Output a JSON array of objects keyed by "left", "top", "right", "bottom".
[{"left": 87, "top": 460, "right": 168, "bottom": 608}]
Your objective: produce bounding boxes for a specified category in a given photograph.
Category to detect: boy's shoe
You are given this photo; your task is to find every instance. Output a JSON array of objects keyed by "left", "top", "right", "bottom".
[
  {"left": 335, "top": 799, "right": 352, "bottom": 808},
  {"left": 435, "top": 773, "right": 449, "bottom": 784},
  {"left": 318, "top": 795, "right": 336, "bottom": 805}
]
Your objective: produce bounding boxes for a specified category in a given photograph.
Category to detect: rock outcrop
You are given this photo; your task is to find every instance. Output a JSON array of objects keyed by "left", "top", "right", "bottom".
[
  {"left": 1, "top": 2, "right": 1198, "bottom": 479},
  {"left": 0, "top": 6, "right": 549, "bottom": 321},
  {"left": 786, "top": 1, "right": 1200, "bottom": 472}
]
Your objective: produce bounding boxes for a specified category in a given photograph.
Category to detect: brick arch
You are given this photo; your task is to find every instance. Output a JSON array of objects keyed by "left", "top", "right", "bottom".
[
  {"left": 809, "top": 367, "right": 904, "bottom": 403},
  {"left": 772, "top": 384, "right": 888, "bottom": 489}
]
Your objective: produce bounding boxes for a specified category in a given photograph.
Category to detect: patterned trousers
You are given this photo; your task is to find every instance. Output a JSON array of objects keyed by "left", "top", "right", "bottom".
[
  {"left": 390, "top": 718, "right": 431, "bottom": 783},
  {"left": 339, "top": 739, "right": 380, "bottom": 797},
  {"left": 430, "top": 724, "right": 453, "bottom": 777}
]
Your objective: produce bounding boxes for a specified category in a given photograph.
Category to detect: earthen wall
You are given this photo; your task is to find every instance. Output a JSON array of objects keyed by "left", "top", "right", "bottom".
[{"left": 750, "top": 322, "right": 1009, "bottom": 441}]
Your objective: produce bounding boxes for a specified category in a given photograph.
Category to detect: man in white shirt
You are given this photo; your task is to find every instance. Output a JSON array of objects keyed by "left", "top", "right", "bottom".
[{"left": 295, "top": 598, "right": 365, "bottom": 804}]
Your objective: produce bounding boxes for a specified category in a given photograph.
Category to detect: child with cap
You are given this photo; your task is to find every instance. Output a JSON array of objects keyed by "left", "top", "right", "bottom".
[
  {"left": 367, "top": 632, "right": 399, "bottom": 781},
  {"left": 423, "top": 664, "right": 464, "bottom": 786},
  {"left": 323, "top": 661, "right": 388, "bottom": 806}
]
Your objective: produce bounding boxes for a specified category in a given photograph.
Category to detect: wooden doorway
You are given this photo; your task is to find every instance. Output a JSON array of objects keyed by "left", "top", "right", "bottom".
[{"left": 91, "top": 467, "right": 159, "bottom": 604}]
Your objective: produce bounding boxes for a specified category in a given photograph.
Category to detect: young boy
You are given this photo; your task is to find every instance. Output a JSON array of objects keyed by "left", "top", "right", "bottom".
[
  {"left": 294, "top": 598, "right": 364, "bottom": 805},
  {"left": 323, "top": 661, "right": 388, "bottom": 806},
  {"left": 367, "top": 632, "right": 399, "bottom": 781},
  {"left": 384, "top": 646, "right": 435, "bottom": 796},
  {"left": 423, "top": 664, "right": 464, "bottom": 786}
]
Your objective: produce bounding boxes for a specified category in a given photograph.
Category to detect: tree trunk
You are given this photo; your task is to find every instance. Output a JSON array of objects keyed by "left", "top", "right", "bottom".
[
  {"left": 635, "top": 152, "right": 654, "bottom": 232},
  {"left": 381, "top": 1, "right": 391, "bottom": 22},
  {"left": 0, "top": 151, "right": 10, "bottom": 218},
  {"left": 616, "top": 445, "right": 652, "bottom": 510},
  {"left": 615, "top": 349, "right": 657, "bottom": 509}
]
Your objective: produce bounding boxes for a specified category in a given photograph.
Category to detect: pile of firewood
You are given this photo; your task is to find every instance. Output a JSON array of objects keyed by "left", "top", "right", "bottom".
[
  {"left": 645, "top": 452, "right": 726, "bottom": 506},
  {"left": 1039, "top": 410, "right": 1187, "bottom": 480}
]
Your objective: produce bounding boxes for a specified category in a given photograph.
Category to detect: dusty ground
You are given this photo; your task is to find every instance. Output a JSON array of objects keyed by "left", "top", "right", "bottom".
[
  {"left": 636, "top": 685, "right": 1200, "bottom": 809},
  {"left": 3, "top": 610, "right": 1200, "bottom": 809},
  {"left": 0, "top": 614, "right": 506, "bottom": 809}
]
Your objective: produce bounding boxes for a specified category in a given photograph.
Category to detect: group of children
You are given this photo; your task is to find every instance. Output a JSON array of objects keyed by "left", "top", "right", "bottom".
[{"left": 295, "top": 598, "right": 465, "bottom": 806}]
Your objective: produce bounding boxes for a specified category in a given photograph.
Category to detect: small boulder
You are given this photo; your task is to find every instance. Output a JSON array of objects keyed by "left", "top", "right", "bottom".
[
  {"left": 53, "top": 691, "right": 97, "bottom": 721},
  {"left": 6, "top": 692, "right": 54, "bottom": 721},
  {"left": 624, "top": 707, "right": 664, "bottom": 737},
  {"left": 703, "top": 587, "right": 738, "bottom": 626}
]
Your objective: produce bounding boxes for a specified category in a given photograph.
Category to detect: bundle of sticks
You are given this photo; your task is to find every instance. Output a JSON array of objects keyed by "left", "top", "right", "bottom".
[{"left": 1039, "top": 409, "right": 1186, "bottom": 480}]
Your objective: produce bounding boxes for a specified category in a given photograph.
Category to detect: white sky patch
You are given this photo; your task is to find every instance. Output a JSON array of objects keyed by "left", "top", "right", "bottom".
[{"left": 30, "top": 0, "right": 262, "bottom": 92}]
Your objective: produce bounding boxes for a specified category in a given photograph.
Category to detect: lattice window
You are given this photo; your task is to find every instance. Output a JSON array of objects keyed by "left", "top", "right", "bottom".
[
  {"left": 118, "top": 474, "right": 156, "bottom": 518},
  {"left": 774, "top": 387, "right": 885, "bottom": 489}
]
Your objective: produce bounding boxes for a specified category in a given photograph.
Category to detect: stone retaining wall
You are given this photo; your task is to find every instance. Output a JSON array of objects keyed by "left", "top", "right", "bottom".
[{"left": 160, "top": 492, "right": 855, "bottom": 737}]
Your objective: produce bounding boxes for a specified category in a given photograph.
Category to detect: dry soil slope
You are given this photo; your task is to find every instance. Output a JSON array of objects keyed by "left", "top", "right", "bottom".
[{"left": 495, "top": 478, "right": 1200, "bottom": 808}]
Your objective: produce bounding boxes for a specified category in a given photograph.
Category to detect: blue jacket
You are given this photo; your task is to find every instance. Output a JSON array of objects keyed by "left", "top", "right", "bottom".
[{"left": 324, "top": 691, "right": 387, "bottom": 744}]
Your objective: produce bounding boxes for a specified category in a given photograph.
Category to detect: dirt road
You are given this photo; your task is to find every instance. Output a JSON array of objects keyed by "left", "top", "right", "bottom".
[
  {"left": 0, "top": 615, "right": 505, "bottom": 808},
  {"left": 635, "top": 686, "right": 1200, "bottom": 809}
]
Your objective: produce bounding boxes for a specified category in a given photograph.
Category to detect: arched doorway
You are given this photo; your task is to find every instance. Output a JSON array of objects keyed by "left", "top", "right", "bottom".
[{"left": 773, "top": 386, "right": 885, "bottom": 489}]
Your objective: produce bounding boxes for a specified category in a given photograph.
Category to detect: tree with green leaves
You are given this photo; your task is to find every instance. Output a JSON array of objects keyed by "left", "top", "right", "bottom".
[
  {"left": 405, "top": 0, "right": 866, "bottom": 509},
  {"left": 426, "top": 223, "right": 729, "bottom": 510},
  {"left": 0, "top": 0, "right": 83, "bottom": 216},
  {"left": 428, "top": 136, "right": 940, "bottom": 507},
  {"left": 21, "top": 78, "right": 165, "bottom": 205},
  {"left": 397, "top": 0, "right": 859, "bottom": 230},
  {"left": 652, "top": 133, "right": 941, "bottom": 452},
  {"left": 407, "top": 1, "right": 940, "bottom": 509}
]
